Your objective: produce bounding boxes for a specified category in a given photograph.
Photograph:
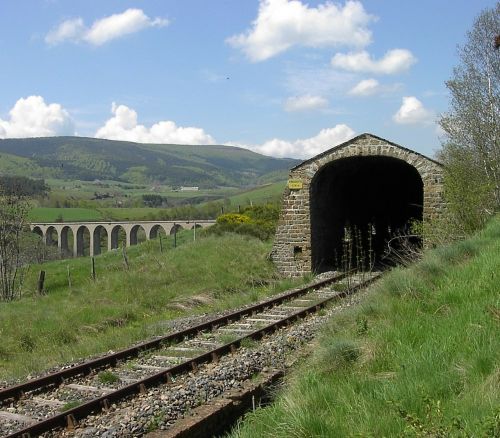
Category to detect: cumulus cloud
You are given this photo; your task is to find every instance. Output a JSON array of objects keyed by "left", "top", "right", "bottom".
[
  {"left": 232, "top": 124, "right": 355, "bottom": 159},
  {"left": 393, "top": 96, "right": 434, "bottom": 125},
  {"left": 284, "top": 95, "right": 328, "bottom": 112},
  {"left": 95, "top": 103, "right": 216, "bottom": 145},
  {"left": 227, "top": 0, "right": 374, "bottom": 62},
  {"left": 45, "top": 9, "right": 168, "bottom": 46},
  {"left": 348, "top": 78, "right": 379, "bottom": 96},
  {"left": 347, "top": 78, "right": 401, "bottom": 96},
  {"left": 331, "top": 49, "right": 416, "bottom": 74},
  {"left": 0, "top": 96, "right": 75, "bottom": 138}
]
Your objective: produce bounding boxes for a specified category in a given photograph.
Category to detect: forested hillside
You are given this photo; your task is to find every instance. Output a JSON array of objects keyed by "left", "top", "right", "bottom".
[{"left": 0, "top": 137, "right": 299, "bottom": 188}]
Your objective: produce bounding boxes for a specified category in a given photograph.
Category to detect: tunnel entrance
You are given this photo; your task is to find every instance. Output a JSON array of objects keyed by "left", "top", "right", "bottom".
[{"left": 310, "top": 156, "right": 423, "bottom": 273}]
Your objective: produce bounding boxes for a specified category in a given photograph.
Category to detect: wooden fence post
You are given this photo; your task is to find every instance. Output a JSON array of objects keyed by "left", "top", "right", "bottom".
[
  {"left": 67, "top": 265, "right": 72, "bottom": 290},
  {"left": 122, "top": 243, "right": 129, "bottom": 270},
  {"left": 37, "top": 270, "right": 45, "bottom": 295}
]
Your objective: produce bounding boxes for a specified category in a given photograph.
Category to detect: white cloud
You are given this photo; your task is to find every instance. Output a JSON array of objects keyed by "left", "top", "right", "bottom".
[
  {"left": 45, "top": 18, "right": 86, "bottom": 45},
  {"left": 0, "top": 96, "right": 75, "bottom": 138},
  {"left": 227, "top": 0, "right": 374, "bottom": 62},
  {"left": 232, "top": 124, "right": 355, "bottom": 158},
  {"left": 347, "top": 78, "right": 402, "bottom": 96},
  {"left": 284, "top": 95, "right": 328, "bottom": 112},
  {"left": 393, "top": 96, "right": 434, "bottom": 125},
  {"left": 45, "top": 9, "right": 168, "bottom": 46},
  {"left": 331, "top": 49, "right": 416, "bottom": 74},
  {"left": 95, "top": 103, "right": 216, "bottom": 145},
  {"left": 348, "top": 78, "right": 379, "bottom": 96}
]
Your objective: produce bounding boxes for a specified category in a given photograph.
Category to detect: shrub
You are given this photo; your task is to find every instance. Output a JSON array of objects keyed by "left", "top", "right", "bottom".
[
  {"left": 208, "top": 204, "right": 280, "bottom": 241},
  {"left": 216, "top": 213, "right": 252, "bottom": 226}
]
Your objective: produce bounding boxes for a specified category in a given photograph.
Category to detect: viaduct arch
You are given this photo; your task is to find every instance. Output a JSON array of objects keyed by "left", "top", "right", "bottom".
[
  {"left": 272, "top": 133, "right": 444, "bottom": 277},
  {"left": 31, "top": 220, "right": 215, "bottom": 257}
]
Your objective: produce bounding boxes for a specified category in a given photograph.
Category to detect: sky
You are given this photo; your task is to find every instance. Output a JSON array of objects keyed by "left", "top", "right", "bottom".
[{"left": 0, "top": 0, "right": 496, "bottom": 160}]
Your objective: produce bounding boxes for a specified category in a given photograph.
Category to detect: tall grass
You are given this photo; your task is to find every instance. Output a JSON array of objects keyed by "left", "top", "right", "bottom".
[
  {"left": 0, "top": 232, "right": 306, "bottom": 380},
  {"left": 229, "top": 217, "right": 500, "bottom": 437}
]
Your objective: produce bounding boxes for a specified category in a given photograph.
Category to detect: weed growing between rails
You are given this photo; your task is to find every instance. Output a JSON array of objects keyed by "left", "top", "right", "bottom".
[
  {"left": 334, "top": 221, "right": 423, "bottom": 284},
  {"left": 337, "top": 225, "right": 376, "bottom": 286}
]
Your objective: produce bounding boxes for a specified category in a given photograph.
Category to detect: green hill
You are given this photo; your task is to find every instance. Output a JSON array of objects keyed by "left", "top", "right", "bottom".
[{"left": 0, "top": 137, "right": 299, "bottom": 188}]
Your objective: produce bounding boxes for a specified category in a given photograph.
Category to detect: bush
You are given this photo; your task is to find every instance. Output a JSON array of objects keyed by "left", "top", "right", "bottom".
[
  {"left": 208, "top": 205, "right": 280, "bottom": 241},
  {"left": 216, "top": 213, "right": 252, "bottom": 226}
]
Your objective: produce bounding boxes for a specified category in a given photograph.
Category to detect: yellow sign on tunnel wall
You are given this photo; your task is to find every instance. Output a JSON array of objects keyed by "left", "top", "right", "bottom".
[{"left": 288, "top": 179, "right": 303, "bottom": 190}]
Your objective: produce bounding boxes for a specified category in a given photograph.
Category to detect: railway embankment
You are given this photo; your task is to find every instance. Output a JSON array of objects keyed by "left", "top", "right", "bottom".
[{"left": 228, "top": 217, "right": 500, "bottom": 437}]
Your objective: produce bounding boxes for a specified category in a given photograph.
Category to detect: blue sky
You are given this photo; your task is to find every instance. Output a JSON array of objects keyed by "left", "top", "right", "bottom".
[{"left": 0, "top": 0, "right": 496, "bottom": 159}]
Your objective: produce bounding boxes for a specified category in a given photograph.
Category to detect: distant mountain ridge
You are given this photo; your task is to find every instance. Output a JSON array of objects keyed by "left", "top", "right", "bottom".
[{"left": 0, "top": 137, "right": 299, "bottom": 187}]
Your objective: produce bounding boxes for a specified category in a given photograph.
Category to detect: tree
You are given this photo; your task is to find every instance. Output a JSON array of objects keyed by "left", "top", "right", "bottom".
[
  {"left": 0, "top": 189, "right": 30, "bottom": 301},
  {"left": 439, "top": 3, "right": 500, "bottom": 233}
]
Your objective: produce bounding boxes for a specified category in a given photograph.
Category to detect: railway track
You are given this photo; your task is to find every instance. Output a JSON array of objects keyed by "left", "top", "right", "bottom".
[{"left": 0, "top": 271, "right": 380, "bottom": 437}]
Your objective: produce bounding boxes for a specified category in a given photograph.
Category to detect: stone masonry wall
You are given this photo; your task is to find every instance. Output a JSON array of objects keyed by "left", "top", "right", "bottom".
[{"left": 272, "top": 133, "right": 444, "bottom": 277}]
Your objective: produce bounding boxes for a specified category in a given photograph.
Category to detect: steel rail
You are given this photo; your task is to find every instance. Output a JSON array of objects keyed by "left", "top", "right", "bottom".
[
  {"left": 5, "top": 272, "right": 380, "bottom": 438},
  {"left": 0, "top": 272, "right": 350, "bottom": 404}
]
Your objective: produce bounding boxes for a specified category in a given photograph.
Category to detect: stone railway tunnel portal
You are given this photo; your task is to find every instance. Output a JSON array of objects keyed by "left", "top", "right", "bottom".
[
  {"left": 272, "top": 133, "right": 444, "bottom": 277},
  {"left": 310, "top": 156, "right": 423, "bottom": 272}
]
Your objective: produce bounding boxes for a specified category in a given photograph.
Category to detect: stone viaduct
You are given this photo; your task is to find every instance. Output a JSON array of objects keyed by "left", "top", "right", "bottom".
[
  {"left": 272, "top": 133, "right": 444, "bottom": 277},
  {"left": 31, "top": 220, "right": 215, "bottom": 257}
]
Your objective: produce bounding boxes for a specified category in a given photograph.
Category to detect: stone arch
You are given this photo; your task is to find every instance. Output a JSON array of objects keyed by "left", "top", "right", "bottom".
[
  {"left": 129, "top": 224, "right": 147, "bottom": 246},
  {"left": 149, "top": 224, "right": 169, "bottom": 239},
  {"left": 60, "top": 225, "right": 74, "bottom": 257},
  {"left": 75, "top": 225, "right": 90, "bottom": 257},
  {"left": 310, "top": 156, "right": 423, "bottom": 272},
  {"left": 170, "top": 224, "right": 184, "bottom": 235},
  {"left": 92, "top": 225, "right": 108, "bottom": 255},
  {"left": 45, "top": 226, "right": 58, "bottom": 246},
  {"left": 272, "top": 133, "right": 444, "bottom": 277},
  {"left": 32, "top": 226, "right": 43, "bottom": 238},
  {"left": 110, "top": 225, "right": 126, "bottom": 250}
]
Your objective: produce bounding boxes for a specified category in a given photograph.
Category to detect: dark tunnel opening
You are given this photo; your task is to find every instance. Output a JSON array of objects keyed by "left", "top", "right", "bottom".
[{"left": 310, "top": 156, "right": 423, "bottom": 273}]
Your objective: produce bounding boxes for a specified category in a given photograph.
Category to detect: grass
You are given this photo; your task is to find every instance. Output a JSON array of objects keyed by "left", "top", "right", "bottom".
[
  {"left": 97, "top": 207, "right": 168, "bottom": 221},
  {"left": 224, "top": 182, "right": 286, "bottom": 207},
  {"left": 98, "top": 370, "right": 120, "bottom": 384},
  {"left": 0, "top": 232, "right": 308, "bottom": 380},
  {"left": 228, "top": 217, "right": 500, "bottom": 437},
  {"left": 28, "top": 207, "right": 104, "bottom": 222},
  {"left": 60, "top": 400, "right": 81, "bottom": 412}
]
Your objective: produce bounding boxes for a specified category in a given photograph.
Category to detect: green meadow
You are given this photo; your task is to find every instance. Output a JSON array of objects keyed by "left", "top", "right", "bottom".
[
  {"left": 224, "top": 181, "right": 286, "bottom": 207},
  {"left": 28, "top": 207, "right": 104, "bottom": 222}
]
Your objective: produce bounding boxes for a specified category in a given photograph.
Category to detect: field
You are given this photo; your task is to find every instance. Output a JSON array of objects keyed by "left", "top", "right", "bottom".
[
  {"left": 0, "top": 231, "right": 306, "bottom": 380},
  {"left": 229, "top": 217, "right": 500, "bottom": 437},
  {"left": 224, "top": 181, "right": 286, "bottom": 207},
  {"left": 28, "top": 207, "right": 104, "bottom": 222},
  {"left": 28, "top": 181, "right": 287, "bottom": 222}
]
